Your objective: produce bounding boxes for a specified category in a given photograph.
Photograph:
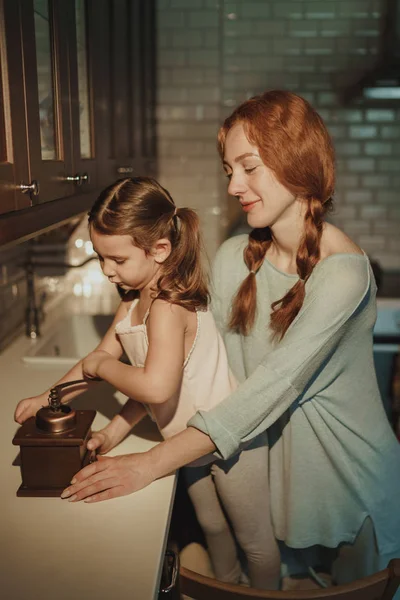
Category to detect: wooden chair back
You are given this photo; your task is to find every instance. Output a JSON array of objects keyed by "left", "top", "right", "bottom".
[{"left": 180, "top": 559, "right": 400, "bottom": 600}]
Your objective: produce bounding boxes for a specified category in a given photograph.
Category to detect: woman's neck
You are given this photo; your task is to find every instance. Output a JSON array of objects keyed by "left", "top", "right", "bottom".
[{"left": 267, "top": 200, "right": 307, "bottom": 273}]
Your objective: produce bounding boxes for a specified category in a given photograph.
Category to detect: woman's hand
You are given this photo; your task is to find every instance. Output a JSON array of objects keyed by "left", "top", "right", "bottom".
[
  {"left": 60, "top": 452, "right": 156, "bottom": 503},
  {"left": 82, "top": 350, "right": 114, "bottom": 380},
  {"left": 14, "top": 393, "right": 49, "bottom": 424},
  {"left": 60, "top": 427, "right": 216, "bottom": 504}
]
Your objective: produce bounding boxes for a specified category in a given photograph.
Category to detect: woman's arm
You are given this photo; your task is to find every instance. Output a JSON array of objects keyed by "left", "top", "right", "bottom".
[
  {"left": 83, "top": 299, "right": 187, "bottom": 404},
  {"left": 61, "top": 426, "right": 216, "bottom": 503}
]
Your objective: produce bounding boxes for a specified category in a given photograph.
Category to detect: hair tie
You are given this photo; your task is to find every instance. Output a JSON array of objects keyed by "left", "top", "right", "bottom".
[{"left": 174, "top": 207, "right": 178, "bottom": 217}]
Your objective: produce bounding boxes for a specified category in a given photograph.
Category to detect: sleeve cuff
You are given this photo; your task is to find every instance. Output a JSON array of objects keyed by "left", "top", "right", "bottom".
[{"left": 188, "top": 411, "right": 240, "bottom": 460}]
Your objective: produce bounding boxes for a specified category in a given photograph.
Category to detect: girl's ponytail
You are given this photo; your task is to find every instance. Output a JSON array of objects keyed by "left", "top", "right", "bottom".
[{"left": 156, "top": 207, "right": 209, "bottom": 310}]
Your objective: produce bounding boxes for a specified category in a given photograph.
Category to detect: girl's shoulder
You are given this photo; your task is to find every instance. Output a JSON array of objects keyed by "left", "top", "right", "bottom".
[{"left": 148, "top": 298, "right": 190, "bottom": 326}]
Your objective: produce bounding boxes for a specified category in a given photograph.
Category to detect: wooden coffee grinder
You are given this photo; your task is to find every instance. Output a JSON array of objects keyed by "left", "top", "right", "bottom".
[{"left": 12, "top": 380, "right": 96, "bottom": 497}]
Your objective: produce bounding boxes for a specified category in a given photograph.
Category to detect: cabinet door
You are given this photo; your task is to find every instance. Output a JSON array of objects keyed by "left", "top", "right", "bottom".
[
  {"left": 21, "top": 0, "right": 74, "bottom": 203},
  {"left": 0, "top": 0, "right": 31, "bottom": 214},
  {"left": 92, "top": 0, "right": 157, "bottom": 187},
  {"left": 67, "top": 0, "right": 97, "bottom": 193}
]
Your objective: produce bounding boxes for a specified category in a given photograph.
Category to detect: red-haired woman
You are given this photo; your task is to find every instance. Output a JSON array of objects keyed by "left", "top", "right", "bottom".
[{"left": 61, "top": 91, "right": 400, "bottom": 590}]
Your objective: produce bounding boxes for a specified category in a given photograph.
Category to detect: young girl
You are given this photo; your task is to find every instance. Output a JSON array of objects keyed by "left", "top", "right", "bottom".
[
  {"left": 59, "top": 92, "right": 400, "bottom": 593},
  {"left": 15, "top": 176, "right": 280, "bottom": 590}
]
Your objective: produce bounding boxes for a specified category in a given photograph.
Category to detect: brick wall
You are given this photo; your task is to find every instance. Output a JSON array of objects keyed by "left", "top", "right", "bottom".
[
  {"left": 156, "top": 0, "right": 400, "bottom": 270},
  {"left": 156, "top": 0, "right": 222, "bottom": 259}
]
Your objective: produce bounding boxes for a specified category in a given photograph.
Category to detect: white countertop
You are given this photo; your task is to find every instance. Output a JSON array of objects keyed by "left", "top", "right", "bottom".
[{"left": 0, "top": 288, "right": 177, "bottom": 600}]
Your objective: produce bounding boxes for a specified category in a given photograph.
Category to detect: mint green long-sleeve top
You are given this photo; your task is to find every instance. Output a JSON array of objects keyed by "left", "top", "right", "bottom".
[{"left": 188, "top": 234, "right": 400, "bottom": 555}]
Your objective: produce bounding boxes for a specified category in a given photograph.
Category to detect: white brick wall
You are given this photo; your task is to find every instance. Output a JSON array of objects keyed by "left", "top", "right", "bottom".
[
  {"left": 157, "top": 0, "right": 400, "bottom": 269},
  {"left": 156, "top": 0, "right": 222, "bottom": 258}
]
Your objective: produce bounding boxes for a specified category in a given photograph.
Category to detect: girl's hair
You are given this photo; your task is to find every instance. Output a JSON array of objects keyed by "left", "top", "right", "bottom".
[
  {"left": 218, "top": 90, "right": 335, "bottom": 340},
  {"left": 88, "top": 176, "right": 209, "bottom": 310}
]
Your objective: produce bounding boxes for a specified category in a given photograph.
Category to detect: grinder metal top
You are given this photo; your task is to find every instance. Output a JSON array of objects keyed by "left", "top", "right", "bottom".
[{"left": 35, "top": 380, "right": 88, "bottom": 434}]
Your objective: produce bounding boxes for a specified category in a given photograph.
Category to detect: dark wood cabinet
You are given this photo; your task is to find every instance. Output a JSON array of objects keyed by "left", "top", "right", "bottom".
[
  {"left": 0, "top": 0, "right": 157, "bottom": 246},
  {"left": 0, "top": 0, "right": 31, "bottom": 214},
  {"left": 68, "top": 0, "right": 98, "bottom": 195},
  {"left": 91, "top": 0, "right": 157, "bottom": 187},
  {"left": 20, "top": 0, "right": 75, "bottom": 203}
]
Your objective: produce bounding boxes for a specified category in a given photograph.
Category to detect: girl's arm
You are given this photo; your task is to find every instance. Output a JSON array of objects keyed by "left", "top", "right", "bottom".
[
  {"left": 87, "top": 398, "right": 147, "bottom": 454},
  {"left": 14, "top": 300, "right": 128, "bottom": 423},
  {"left": 86, "top": 299, "right": 186, "bottom": 405}
]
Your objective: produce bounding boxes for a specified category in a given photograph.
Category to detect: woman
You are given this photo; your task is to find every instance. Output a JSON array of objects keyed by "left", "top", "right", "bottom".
[{"left": 61, "top": 90, "right": 400, "bottom": 587}]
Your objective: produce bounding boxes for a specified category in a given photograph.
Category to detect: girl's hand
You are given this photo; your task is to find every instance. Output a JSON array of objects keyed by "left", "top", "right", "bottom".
[
  {"left": 87, "top": 429, "right": 118, "bottom": 455},
  {"left": 60, "top": 452, "right": 156, "bottom": 503},
  {"left": 14, "top": 393, "right": 49, "bottom": 424},
  {"left": 82, "top": 350, "right": 113, "bottom": 380}
]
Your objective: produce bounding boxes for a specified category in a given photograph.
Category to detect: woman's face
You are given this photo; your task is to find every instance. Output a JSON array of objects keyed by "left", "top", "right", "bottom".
[{"left": 223, "top": 123, "right": 299, "bottom": 229}]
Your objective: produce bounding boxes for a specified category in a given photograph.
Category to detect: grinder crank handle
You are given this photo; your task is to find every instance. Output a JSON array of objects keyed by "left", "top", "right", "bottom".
[
  {"left": 52, "top": 377, "right": 102, "bottom": 392},
  {"left": 48, "top": 377, "right": 102, "bottom": 410}
]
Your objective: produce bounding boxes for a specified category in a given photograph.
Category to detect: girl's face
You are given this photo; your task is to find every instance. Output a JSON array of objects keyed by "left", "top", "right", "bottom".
[
  {"left": 223, "top": 123, "right": 299, "bottom": 229},
  {"left": 90, "top": 227, "right": 159, "bottom": 292}
]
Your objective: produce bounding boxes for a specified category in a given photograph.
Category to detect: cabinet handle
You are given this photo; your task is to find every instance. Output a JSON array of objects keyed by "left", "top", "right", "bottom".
[
  {"left": 117, "top": 166, "right": 133, "bottom": 174},
  {"left": 65, "top": 173, "right": 90, "bottom": 186},
  {"left": 65, "top": 174, "right": 81, "bottom": 183},
  {"left": 18, "top": 180, "right": 40, "bottom": 196}
]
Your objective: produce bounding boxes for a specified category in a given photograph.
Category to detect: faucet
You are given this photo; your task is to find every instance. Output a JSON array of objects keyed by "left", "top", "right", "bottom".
[
  {"left": 24, "top": 247, "right": 97, "bottom": 339},
  {"left": 25, "top": 256, "right": 41, "bottom": 339}
]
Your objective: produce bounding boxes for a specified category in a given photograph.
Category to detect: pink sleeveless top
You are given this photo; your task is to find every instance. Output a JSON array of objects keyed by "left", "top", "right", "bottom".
[{"left": 115, "top": 299, "right": 237, "bottom": 441}]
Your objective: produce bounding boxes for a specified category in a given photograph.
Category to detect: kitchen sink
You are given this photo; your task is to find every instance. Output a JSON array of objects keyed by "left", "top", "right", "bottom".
[{"left": 23, "top": 314, "right": 114, "bottom": 366}]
